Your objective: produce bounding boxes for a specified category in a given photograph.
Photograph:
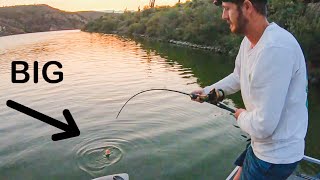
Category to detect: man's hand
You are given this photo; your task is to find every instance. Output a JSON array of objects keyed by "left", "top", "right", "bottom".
[
  {"left": 190, "top": 89, "right": 206, "bottom": 103},
  {"left": 235, "top": 108, "right": 246, "bottom": 120}
]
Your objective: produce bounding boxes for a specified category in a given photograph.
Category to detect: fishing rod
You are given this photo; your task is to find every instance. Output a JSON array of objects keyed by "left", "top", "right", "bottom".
[{"left": 116, "top": 88, "right": 236, "bottom": 119}]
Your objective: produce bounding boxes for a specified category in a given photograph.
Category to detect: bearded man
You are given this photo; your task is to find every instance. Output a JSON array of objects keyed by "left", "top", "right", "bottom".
[{"left": 192, "top": 0, "right": 308, "bottom": 179}]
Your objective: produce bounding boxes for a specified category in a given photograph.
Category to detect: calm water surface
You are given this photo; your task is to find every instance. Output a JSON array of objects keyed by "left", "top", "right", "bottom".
[{"left": 0, "top": 30, "right": 319, "bottom": 179}]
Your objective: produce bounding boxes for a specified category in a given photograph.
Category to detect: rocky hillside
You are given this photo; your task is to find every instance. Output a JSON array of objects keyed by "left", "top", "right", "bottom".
[{"left": 0, "top": 4, "right": 105, "bottom": 36}]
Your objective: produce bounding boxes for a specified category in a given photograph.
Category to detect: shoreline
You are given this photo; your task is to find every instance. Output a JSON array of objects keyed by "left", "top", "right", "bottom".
[
  {"left": 132, "top": 33, "right": 226, "bottom": 54},
  {"left": 112, "top": 31, "right": 320, "bottom": 87}
]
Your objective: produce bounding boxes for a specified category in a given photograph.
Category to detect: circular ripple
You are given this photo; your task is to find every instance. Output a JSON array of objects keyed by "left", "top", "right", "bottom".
[
  {"left": 78, "top": 144, "right": 122, "bottom": 168},
  {"left": 74, "top": 126, "right": 155, "bottom": 177},
  {"left": 75, "top": 138, "right": 130, "bottom": 176}
]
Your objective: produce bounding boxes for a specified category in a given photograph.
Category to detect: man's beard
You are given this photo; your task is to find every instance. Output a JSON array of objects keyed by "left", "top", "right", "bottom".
[{"left": 232, "top": 9, "right": 248, "bottom": 34}]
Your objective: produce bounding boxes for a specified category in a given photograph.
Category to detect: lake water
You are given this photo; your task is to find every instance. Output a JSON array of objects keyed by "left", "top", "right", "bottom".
[{"left": 0, "top": 30, "right": 319, "bottom": 179}]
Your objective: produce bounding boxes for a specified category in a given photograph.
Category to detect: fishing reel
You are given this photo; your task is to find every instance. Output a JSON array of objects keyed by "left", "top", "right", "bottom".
[
  {"left": 190, "top": 88, "right": 235, "bottom": 113},
  {"left": 190, "top": 88, "right": 225, "bottom": 105}
]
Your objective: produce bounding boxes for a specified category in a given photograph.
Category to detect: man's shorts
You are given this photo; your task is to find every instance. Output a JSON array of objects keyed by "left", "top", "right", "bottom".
[{"left": 234, "top": 145, "right": 299, "bottom": 180}]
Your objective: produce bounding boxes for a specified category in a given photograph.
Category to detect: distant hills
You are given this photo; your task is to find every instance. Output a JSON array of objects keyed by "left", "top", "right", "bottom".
[{"left": 0, "top": 4, "right": 105, "bottom": 36}]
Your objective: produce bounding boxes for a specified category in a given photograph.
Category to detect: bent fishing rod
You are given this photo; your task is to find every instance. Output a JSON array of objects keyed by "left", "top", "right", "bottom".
[{"left": 116, "top": 88, "right": 236, "bottom": 119}]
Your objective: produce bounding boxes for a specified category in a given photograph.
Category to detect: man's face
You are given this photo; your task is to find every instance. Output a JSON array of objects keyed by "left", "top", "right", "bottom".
[{"left": 221, "top": 2, "right": 248, "bottom": 34}]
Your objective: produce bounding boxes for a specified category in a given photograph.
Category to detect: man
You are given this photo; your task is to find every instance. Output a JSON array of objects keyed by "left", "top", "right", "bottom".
[{"left": 191, "top": 0, "right": 308, "bottom": 179}]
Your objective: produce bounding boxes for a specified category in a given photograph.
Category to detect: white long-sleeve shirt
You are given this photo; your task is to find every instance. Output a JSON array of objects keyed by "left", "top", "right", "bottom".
[{"left": 204, "top": 23, "right": 308, "bottom": 164}]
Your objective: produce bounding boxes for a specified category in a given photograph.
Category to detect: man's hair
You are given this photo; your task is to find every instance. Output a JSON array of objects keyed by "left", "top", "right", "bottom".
[{"left": 214, "top": 0, "right": 268, "bottom": 16}]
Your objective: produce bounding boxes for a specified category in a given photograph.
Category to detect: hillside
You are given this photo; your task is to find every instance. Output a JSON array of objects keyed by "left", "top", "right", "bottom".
[{"left": 0, "top": 4, "right": 104, "bottom": 36}]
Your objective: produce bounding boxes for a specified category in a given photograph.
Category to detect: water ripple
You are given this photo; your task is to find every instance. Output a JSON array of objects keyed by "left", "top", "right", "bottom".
[{"left": 75, "top": 138, "right": 125, "bottom": 176}]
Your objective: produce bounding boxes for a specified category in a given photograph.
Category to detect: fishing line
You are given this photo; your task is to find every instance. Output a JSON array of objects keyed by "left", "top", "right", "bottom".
[{"left": 116, "top": 88, "right": 235, "bottom": 119}]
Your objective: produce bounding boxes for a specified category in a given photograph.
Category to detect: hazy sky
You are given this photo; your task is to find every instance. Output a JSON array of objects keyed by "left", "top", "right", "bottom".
[{"left": 0, "top": 0, "right": 187, "bottom": 11}]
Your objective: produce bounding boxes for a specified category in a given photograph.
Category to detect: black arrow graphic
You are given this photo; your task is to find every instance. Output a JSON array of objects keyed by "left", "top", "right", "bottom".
[{"left": 6, "top": 100, "right": 80, "bottom": 141}]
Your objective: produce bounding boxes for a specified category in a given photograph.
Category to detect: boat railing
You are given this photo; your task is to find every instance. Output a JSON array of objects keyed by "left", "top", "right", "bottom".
[{"left": 303, "top": 155, "right": 320, "bottom": 165}]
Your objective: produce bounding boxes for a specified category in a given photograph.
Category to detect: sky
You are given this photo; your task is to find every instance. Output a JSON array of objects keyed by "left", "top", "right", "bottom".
[{"left": 0, "top": 0, "right": 187, "bottom": 11}]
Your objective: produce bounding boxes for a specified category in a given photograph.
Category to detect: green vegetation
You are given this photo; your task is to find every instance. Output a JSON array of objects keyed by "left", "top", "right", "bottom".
[
  {"left": 84, "top": 0, "right": 238, "bottom": 53},
  {"left": 83, "top": 0, "right": 320, "bottom": 85}
]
